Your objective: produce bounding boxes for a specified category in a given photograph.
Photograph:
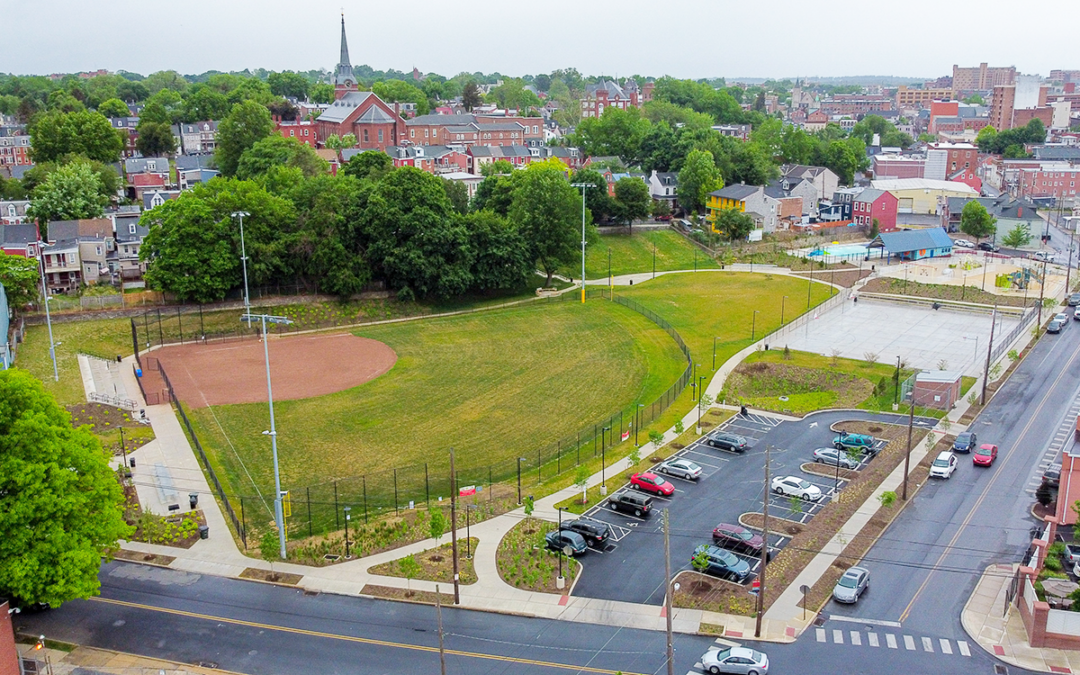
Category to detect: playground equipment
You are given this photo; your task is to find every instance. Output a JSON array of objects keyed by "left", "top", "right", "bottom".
[{"left": 1000, "top": 266, "right": 1042, "bottom": 290}]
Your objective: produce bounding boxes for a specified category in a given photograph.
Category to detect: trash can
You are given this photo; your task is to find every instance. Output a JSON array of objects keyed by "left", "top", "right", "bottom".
[
  {"left": 189, "top": 493, "right": 199, "bottom": 510},
  {"left": 135, "top": 368, "right": 143, "bottom": 378},
  {"left": 116, "top": 355, "right": 122, "bottom": 363},
  {"left": 129, "top": 457, "right": 136, "bottom": 468},
  {"left": 198, "top": 525, "right": 209, "bottom": 540}
]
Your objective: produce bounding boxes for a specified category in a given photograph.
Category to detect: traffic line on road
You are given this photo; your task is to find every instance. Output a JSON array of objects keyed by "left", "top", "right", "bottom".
[
  {"left": 828, "top": 615, "right": 901, "bottom": 628},
  {"left": 867, "top": 632, "right": 879, "bottom": 647},
  {"left": 886, "top": 634, "right": 897, "bottom": 649},
  {"left": 940, "top": 638, "right": 952, "bottom": 654},
  {"left": 958, "top": 640, "right": 971, "bottom": 657},
  {"left": 850, "top": 631, "right": 861, "bottom": 646},
  {"left": 833, "top": 629, "right": 844, "bottom": 644},
  {"left": 921, "top": 637, "right": 934, "bottom": 653},
  {"left": 903, "top": 635, "right": 916, "bottom": 650},
  {"left": 88, "top": 597, "right": 642, "bottom": 675},
  {"left": 816, "top": 628, "right": 826, "bottom": 642}
]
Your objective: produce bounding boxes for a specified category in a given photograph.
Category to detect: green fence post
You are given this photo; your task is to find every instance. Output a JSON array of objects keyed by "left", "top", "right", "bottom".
[
  {"left": 306, "top": 487, "right": 312, "bottom": 538},
  {"left": 363, "top": 475, "right": 368, "bottom": 524},
  {"left": 334, "top": 481, "right": 339, "bottom": 530}
]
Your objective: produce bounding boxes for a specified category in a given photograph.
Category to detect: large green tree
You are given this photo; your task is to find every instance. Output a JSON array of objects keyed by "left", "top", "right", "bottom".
[
  {"left": 135, "top": 121, "right": 177, "bottom": 157},
  {"left": 95, "top": 98, "right": 131, "bottom": 118},
  {"left": 461, "top": 82, "right": 482, "bottom": 111},
  {"left": 29, "top": 109, "right": 124, "bottom": 164},
  {"left": 235, "top": 136, "right": 327, "bottom": 180},
  {"left": 182, "top": 85, "right": 231, "bottom": 122},
  {"left": 713, "top": 207, "right": 756, "bottom": 242},
  {"left": 510, "top": 160, "right": 586, "bottom": 286},
  {"left": 341, "top": 150, "right": 393, "bottom": 182},
  {"left": 26, "top": 161, "right": 109, "bottom": 223},
  {"left": 465, "top": 210, "right": 531, "bottom": 290},
  {"left": 613, "top": 176, "right": 652, "bottom": 226},
  {"left": 571, "top": 107, "right": 651, "bottom": 166},
  {"left": 0, "top": 369, "right": 131, "bottom": 606},
  {"left": 372, "top": 80, "right": 431, "bottom": 116},
  {"left": 267, "top": 71, "right": 310, "bottom": 100},
  {"left": 0, "top": 252, "right": 42, "bottom": 310},
  {"left": 960, "top": 200, "right": 998, "bottom": 244},
  {"left": 678, "top": 149, "right": 723, "bottom": 214},
  {"left": 215, "top": 100, "right": 275, "bottom": 177}
]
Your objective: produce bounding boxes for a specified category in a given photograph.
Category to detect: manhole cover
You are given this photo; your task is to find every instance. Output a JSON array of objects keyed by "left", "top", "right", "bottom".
[
  {"left": 994, "top": 665, "right": 1008, "bottom": 675},
  {"left": 604, "top": 544, "right": 617, "bottom": 552},
  {"left": 303, "top": 590, "right": 320, "bottom": 597},
  {"left": 813, "top": 615, "right": 826, "bottom": 627},
  {"left": 196, "top": 662, "right": 218, "bottom": 669}
]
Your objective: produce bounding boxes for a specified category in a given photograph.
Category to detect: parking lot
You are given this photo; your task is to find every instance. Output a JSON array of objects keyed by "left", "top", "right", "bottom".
[{"left": 568, "top": 410, "right": 915, "bottom": 606}]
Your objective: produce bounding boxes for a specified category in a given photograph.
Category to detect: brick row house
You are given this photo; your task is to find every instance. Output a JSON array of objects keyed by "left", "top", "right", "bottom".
[
  {"left": 45, "top": 218, "right": 113, "bottom": 292},
  {"left": 852, "top": 188, "right": 899, "bottom": 231},
  {"left": 581, "top": 80, "right": 641, "bottom": 119},
  {"left": 110, "top": 117, "right": 140, "bottom": 157},
  {"left": 0, "top": 129, "right": 31, "bottom": 167}
]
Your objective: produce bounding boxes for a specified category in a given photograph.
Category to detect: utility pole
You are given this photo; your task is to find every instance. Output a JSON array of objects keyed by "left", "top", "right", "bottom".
[
  {"left": 902, "top": 394, "right": 914, "bottom": 500},
  {"left": 664, "top": 509, "right": 674, "bottom": 675},
  {"left": 981, "top": 302, "right": 998, "bottom": 406},
  {"left": 571, "top": 183, "right": 593, "bottom": 303},
  {"left": 1037, "top": 259, "right": 1048, "bottom": 328},
  {"left": 755, "top": 444, "right": 771, "bottom": 638},
  {"left": 449, "top": 447, "right": 460, "bottom": 605},
  {"left": 436, "top": 584, "right": 447, "bottom": 675}
]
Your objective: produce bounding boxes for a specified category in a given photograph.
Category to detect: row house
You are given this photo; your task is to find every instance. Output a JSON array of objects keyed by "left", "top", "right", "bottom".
[
  {"left": 926, "top": 142, "right": 982, "bottom": 192},
  {"left": 276, "top": 120, "right": 317, "bottom": 147},
  {"left": 1018, "top": 166, "right": 1080, "bottom": 199},
  {"left": 941, "top": 195, "right": 1038, "bottom": 234},
  {"left": 373, "top": 145, "right": 469, "bottom": 174},
  {"left": 47, "top": 218, "right": 113, "bottom": 290},
  {"left": 581, "top": 80, "right": 641, "bottom": 119},
  {"left": 109, "top": 117, "right": 140, "bottom": 157},
  {"left": 763, "top": 186, "right": 806, "bottom": 230},
  {"left": 706, "top": 184, "right": 787, "bottom": 233},
  {"left": 817, "top": 95, "right": 893, "bottom": 115},
  {"left": 852, "top": 188, "right": 899, "bottom": 231},
  {"left": 0, "top": 200, "right": 31, "bottom": 225},
  {"left": 0, "top": 223, "right": 39, "bottom": 258},
  {"left": 0, "top": 132, "right": 31, "bottom": 167},
  {"left": 173, "top": 121, "right": 219, "bottom": 155},
  {"left": 404, "top": 114, "right": 544, "bottom": 149},
  {"left": 896, "top": 86, "right": 956, "bottom": 109},
  {"left": 780, "top": 165, "right": 839, "bottom": 214},
  {"left": 537, "top": 146, "right": 583, "bottom": 171},
  {"left": 143, "top": 190, "right": 181, "bottom": 210},
  {"left": 468, "top": 145, "right": 535, "bottom": 174},
  {"left": 124, "top": 157, "right": 171, "bottom": 201},
  {"left": 648, "top": 171, "right": 678, "bottom": 208},
  {"left": 111, "top": 209, "right": 148, "bottom": 286}
]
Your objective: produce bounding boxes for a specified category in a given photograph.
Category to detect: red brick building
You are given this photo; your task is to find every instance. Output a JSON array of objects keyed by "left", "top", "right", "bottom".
[
  {"left": 852, "top": 188, "right": 899, "bottom": 231},
  {"left": 276, "top": 120, "right": 318, "bottom": 147},
  {"left": 0, "top": 133, "right": 31, "bottom": 167},
  {"left": 928, "top": 142, "right": 982, "bottom": 192},
  {"left": 581, "top": 80, "right": 640, "bottom": 119},
  {"left": 405, "top": 114, "right": 543, "bottom": 148},
  {"left": 315, "top": 17, "right": 405, "bottom": 151},
  {"left": 817, "top": 95, "right": 892, "bottom": 115},
  {"left": 1018, "top": 166, "right": 1080, "bottom": 199}
]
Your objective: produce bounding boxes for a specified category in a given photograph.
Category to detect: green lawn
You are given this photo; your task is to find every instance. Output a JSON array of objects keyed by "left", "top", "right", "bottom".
[
  {"left": 19, "top": 319, "right": 135, "bottom": 406},
  {"left": 568, "top": 230, "right": 719, "bottom": 280},
  {"left": 618, "top": 272, "right": 835, "bottom": 373},
  {"left": 189, "top": 299, "right": 687, "bottom": 503}
]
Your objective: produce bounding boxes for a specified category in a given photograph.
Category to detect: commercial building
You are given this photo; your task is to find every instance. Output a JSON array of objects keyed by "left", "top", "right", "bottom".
[
  {"left": 896, "top": 86, "right": 955, "bottom": 108},
  {"left": 870, "top": 178, "right": 978, "bottom": 214},
  {"left": 990, "top": 75, "right": 1051, "bottom": 131},
  {"left": 952, "top": 63, "right": 1016, "bottom": 94}
]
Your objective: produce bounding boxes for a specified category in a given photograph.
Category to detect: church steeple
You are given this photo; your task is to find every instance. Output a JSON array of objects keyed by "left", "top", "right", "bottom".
[{"left": 333, "top": 14, "right": 357, "bottom": 100}]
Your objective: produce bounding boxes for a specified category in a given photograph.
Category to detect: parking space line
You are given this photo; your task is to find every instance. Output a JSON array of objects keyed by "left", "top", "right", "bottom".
[
  {"left": 868, "top": 632, "right": 879, "bottom": 647},
  {"left": 903, "top": 635, "right": 915, "bottom": 650},
  {"left": 886, "top": 634, "right": 897, "bottom": 649}
]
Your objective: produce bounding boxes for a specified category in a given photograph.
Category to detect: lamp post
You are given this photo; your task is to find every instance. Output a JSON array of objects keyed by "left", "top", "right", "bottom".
[
  {"left": 807, "top": 260, "right": 814, "bottom": 309},
  {"left": 893, "top": 355, "right": 901, "bottom": 408},
  {"left": 692, "top": 362, "right": 698, "bottom": 400},
  {"left": 781, "top": 296, "right": 787, "bottom": 325},
  {"left": 697, "top": 375, "right": 707, "bottom": 432},
  {"left": 636, "top": 403, "right": 644, "bottom": 446},
  {"left": 653, "top": 242, "right": 657, "bottom": 279},
  {"left": 231, "top": 211, "right": 251, "bottom": 315},
  {"left": 243, "top": 312, "right": 294, "bottom": 559},
  {"left": 343, "top": 505, "right": 352, "bottom": 559},
  {"left": 557, "top": 507, "right": 566, "bottom": 583},
  {"left": 712, "top": 336, "right": 719, "bottom": 370},
  {"left": 466, "top": 505, "right": 476, "bottom": 559},
  {"left": 36, "top": 241, "right": 58, "bottom": 381},
  {"left": 751, "top": 310, "right": 759, "bottom": 342},
  {"left": 601, "top": 426, "right": 611, "bottom": 491},
  {"left": 516, "top": 457, "right": 525, "bottom": 505},
  {"left": 571, "top": 183, "right": 593, "bottom": 303},
  {"left": 119, "top": 427, "right": 129, "bottom": 482}
]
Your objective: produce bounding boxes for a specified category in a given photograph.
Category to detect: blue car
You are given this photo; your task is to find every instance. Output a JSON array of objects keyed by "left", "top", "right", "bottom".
[
  {"left": 952, "top": 431, "right": 977, "bottom": 453},
  {"left": 693, "top": 544, "right": 751, "bottom": 582},
  {"left": 834, "top": 432, "right": 875, "bottom": 454},
  {"left": 545, "top": 530, "right": 588, "bottom": 556}
]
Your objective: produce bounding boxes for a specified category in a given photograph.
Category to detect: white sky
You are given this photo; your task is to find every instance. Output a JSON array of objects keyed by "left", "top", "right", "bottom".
[{"left": 5, "top": 0, "right": 1078, "bottom": 81}]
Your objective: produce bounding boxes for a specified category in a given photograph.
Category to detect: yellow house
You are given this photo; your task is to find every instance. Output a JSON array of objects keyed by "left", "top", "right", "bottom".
[
  {"left": 870, "top": 178, "right": 978, "bottom": 215},
  {"left": 706, "top": 184, "right": 757, "bottom": 228}
]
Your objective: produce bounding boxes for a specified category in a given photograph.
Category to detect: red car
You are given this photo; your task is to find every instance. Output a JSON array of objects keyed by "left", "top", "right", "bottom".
[
  {"left": 630, "top": 472, "right": 674, "bottom": 496},
  {"left": 973, "top": 443, "right": 998, "bottom": 467}
]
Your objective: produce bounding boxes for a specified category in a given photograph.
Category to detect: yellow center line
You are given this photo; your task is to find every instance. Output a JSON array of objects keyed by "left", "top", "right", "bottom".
[
  {"left": 90, "top": 597, "right": 643, "bottom": 675},
  {"left": 897, "top": 339, "right": 1080, "bottom": 623}
]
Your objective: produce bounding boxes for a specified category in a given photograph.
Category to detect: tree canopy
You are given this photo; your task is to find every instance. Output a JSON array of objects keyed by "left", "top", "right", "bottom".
[
  {"left": 26, "top": 161, "right": 109, "bottom": 223},
  {"left": 236, "top": 136, "right": 327, "bottom": 180},
  {"left": 960, "top": 201, "right": 997, "bottom": 242},
  {"left": 29, "top": 109, "right": 124, "bottom": 164},
  {"left": 510, "top": 160, "right": 587, "bottom": 286},
  {"left": 215, "top": 100, "right": 275, "bottom": 177}
]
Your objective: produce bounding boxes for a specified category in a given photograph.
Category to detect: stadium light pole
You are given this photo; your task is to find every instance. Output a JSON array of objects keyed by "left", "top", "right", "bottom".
[
  {"left": 36, "top": 241, "right": 58, "bottom": 381},
  {"left": 243, "top": 312, "right": 294, "bottom": 559},
  {"left": 231, "top": 211, "right": 251, "bottom": 315},
  {"left": 571, "top": 183, "right": 594, "bottom": 303}
]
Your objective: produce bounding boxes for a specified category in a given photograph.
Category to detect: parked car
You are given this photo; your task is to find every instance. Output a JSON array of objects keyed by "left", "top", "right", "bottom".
[
  {"left": 953, "top": 238, "right": 975, "bottom": 249},
  {"left": 712, "top": 522, "right": 766, "bottom": 555},
  {"left": 630, "top": 471, "right": 675, "bottom": 496},
  {"left": 560, "top": 518, "right": 612, "bottom": 546},
  {"left": 705, "top": 432, "right": 749, "bottom": 453},
  {"left": 973, "top": 443, "right": 998, "bottom": 467},
  {"left": 1073, "top": 309, "right": 1080, "bottom": 321},
  {"left": 1055, "top": 312, "right": 1070, "bottom": 324},
  {"left": 832, "top": 566, "right": 870, "bottom": 604},
  {"left": 813, "top": 447, "right": 858, "bottom": 469},
  {"left": 1044, "top": 464, "right": 1062, "bottom": 488},
  {"left": 1069, "top": 293, "right": 1080, "bottom": 307},
  {"left": 700, "top": 646, "right": 770, "bottom": 675},
  {"left": 545, "top": 530, "right": 588, "bottom": 556},
  {"left": 692, "top": 544, "right": 751, "bottom": 582},
  {"left": 657, "top": 457, "right": 702, "bottom": 480},
  {"left": 929, "top": 451, "right": 958, "bottom": 478},
  {"left": 833, "top": 432, "right": 875, "bottom": 454},
  {"left": 771, "top": 475, "right": 823, "bottom": 501},
  {"left": 952, "top": 431, "right": 977, "bottom": 453},
  {"left": 1034, "top": 251, "right": 1056, "bottom": 263},
  {"left": 607, "top": 489, "right": 653, "bottom": 517},
  {"left": 1048, "top": 318, "right": 1066, "bottom": 333},
  {"left": 1065, "top": 544, "right": 1080, "bottom": 566},
  {"left": 978, "top": 241, "right": 1001, "bottom": 252},
  {"left": 655, "top": 214, "right": 672, "bottom": 222}
]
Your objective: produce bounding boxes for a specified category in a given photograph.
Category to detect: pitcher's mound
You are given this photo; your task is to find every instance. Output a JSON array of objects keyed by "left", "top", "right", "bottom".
[{"left": 151, "top": 333, "right": 396, "bottom": 408}]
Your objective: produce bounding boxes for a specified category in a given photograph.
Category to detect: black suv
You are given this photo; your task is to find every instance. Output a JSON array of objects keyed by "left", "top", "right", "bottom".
[
  {"left": 705, "top": 432, "right": 749, "bottom": 453},
  {"left": 560, "top": 518, "right": 612, "bottom": 546},
  {"left": 607, "top": 489, "right": 653, "bottom": 517},
  {"left": 978, "top": 241, "right": 1001, "bottom": 252},
  {"left": 1043, "top": 465, "right": 1061, "bottom": 488}
]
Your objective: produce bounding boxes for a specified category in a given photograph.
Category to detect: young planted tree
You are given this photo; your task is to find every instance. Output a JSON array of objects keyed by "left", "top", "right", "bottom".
[
  {"left": 649, "top": 430, "right": 665, "bottom": 453},
  {"left": 574, "top": 465, "right": 591, "bottom": 504},
  {"left": 960, "top": 200, "right": 998, "bottom": 248},
  {"left": 691, "top": 549, "right": 711, "bottom": 574},
  {"left": 399, "top": 553, "right": 422, "bottom": 595},
  {"left": 429, "top": 506, "right": 447, "bottom": 544}
]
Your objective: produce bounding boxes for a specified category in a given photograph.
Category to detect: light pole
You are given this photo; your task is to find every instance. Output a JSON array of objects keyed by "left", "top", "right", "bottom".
[
  {"left": 343, "top": 505, "right": 352, "bottom": 558},
  {"left": 636, "top": 403, "right": 644, "bottom": 446},
  {"left": 516, "top": 457, "right": 525, "bottom": 505},
  {"left": 781, "top": 295, "right": 787, "bottom": 325},
  {"left": 653, "top": 242, "right": 657, "bottom": 279},
  {"left": 466, "top": 505, "right": 476, "bottom": 559},
  {"left": 243, "top": 312, "right": 294, "bottom": 559},
  {"left": 231, "top": 211, "right": 252, "bottom": 315},
  {"left": 893, "top": 356, "right": 901, "bottom": 408},
  {"left": 807, "top": 260, "right": 814, "bottom": 309},
  {"left": 692, "top": 362, "right": 698, "bottom": 400},
  {"left": 751, "top": 310, "right": 759, "bottom": 342},
  {"left": 36, "top": 241, "right": 58, "bottom": 381},
  {"left": 557, "top": 507, "right": 565, "bottom": 583},
  {"left": 601, "top": 426, "right": 611, "bottom": 490},
  {"left": 571, "top": 183, "right": 593, "bottom": 303},
  {"left": 712, "top": 336, "right": 719, "bottom": 370}
]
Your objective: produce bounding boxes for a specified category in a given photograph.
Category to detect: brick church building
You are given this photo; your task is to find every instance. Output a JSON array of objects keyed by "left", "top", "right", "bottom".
[{"left": 315, "top": 17, "right": 405, "bottom": 151}]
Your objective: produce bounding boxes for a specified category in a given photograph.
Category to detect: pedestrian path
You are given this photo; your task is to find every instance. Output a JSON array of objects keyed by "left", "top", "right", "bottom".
[
  {"left": 1024, "top": 396, "right": 1080, "bottom": 496},
  {"left": 813, "top": 626, "right": 971, "bottom": 656}
]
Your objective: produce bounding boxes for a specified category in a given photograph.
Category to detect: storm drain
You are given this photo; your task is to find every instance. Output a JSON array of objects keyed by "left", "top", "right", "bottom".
[
  {"left": 604, "top": 544, "right": 617, "bottom": 553},
  {"left": 303, "top": 590, "right": 320, "bottom": 597},
  {"left": 994, "top": 665, "right": 1008, "bottom": 675},
  {"left": 196, "top": 662, "right": 218, "bottom": 669}
]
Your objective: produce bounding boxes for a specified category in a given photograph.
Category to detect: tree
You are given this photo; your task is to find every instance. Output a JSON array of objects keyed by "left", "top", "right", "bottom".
[
  {"left": 259, "top": 530, "right": 282, "bottom": 572},
  {"left": 0, "top": 252, "right": 42, "bottom": 311},
  {"left": 342, "top": 150, "right": 393, "bottom": 182},
  {"left": 96, "top": 98, "right": 130, "bottom": 118},
  {"left": 181, "top": 86, "right": 231, "bottom": 123},
  {"left": 648, "top": 430, "right": 664, "bottom": 452},
  {"left": 570, "top": 168, "right": 613, "bottom": 224},
  {"left": 135, "top": 121, "right": 177, "bottom": 157},
  {"left": 488, "top": 78, "right": 541, "bottom": 112},
  {"left": 21, "top": 159, "right": 120, "bottom": 205},
  {"left": 652, "top": 200, "right": 671, "bottom": 220},
  {"left": 1002, "top": 222, "right": 1032, "bottom": 249},
  {"left": 26, "top": 161, "right": 108, "bottom": 223},
  {"left": 443, "top": 178, "right": 470, "bottom": 215},
  {"left": 267, "top": 71, "right": 310, "bottom": 100},
  {"left": 691, "top": 549, "right": 711, "bottom": 574},
  {"left": 869, "top": 218, "right": 880, "bottom": 239},
  {"left": 143, "top": 70, "right": 188, "bottom": 95},
  {"left": 429, "top": 507, "right": 447, "bottom": 543},
  {"left": 963, "top": 94, "right": 985, "bottom": 105},
  {"left": 960, "top": 200, "right": 997, "bottom": 245},
  {"left": 0, "top": 369, "right": 131, "bottom": 606},
  {"left": 462, "top": 82, "right": 482, "bottom": 111},
  {"left": 571, "top": 107, "right": 650, "bottom": 166},
  {"left": 372, "top": 80, "right": 431, "bottom": 116},
  {"left": 215, "top": 100, "right": 275, "bottom": 177},
  {"left": 236, "top": 136, "right": 327, "bottom": 180},
  {"left": 574, "top": 465, "right": 590, "bottom": 504},
  {"left": 466, "top": 210, "right": 531, "bottom": 291},
  {"left": 713, "top": 208, "right": 755, "bottom": 242},
  {"left": 533, "top": 74, "right": 551, "bottom": 93},
  {"left": 510, "top": 161, "right": 584, "bottom": 286},
  {"left": 399, "top": 554, "right": 422, "bottom": 594},
  {"left": 29, "top": 109, "right": 124, "bottom": 164},
  {"left": 678, "top": 149, "right": 722, "bottom": 213},
  {"left": 46, "top": 90, "right": 86, "bottom": 113},
  {"left": 613, "top": 176, "right": 651, "bottom": 226},
  {"left": 324, "top": 133, "right": 357, "bottom": 162},
  {"left": 309, "top": 83, "right": 334, "bottom": 104}
]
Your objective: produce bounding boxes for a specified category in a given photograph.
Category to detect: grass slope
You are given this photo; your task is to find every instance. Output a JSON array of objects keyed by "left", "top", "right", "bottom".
[
  {"left": 20, "top": 319, "right": 134, "bottom": 406},
  {"left": 189, "top": 300, "right": 686, "bottom": 498},
  {"left": 570, "top": 230, "right": 719, "bottom": 280}
]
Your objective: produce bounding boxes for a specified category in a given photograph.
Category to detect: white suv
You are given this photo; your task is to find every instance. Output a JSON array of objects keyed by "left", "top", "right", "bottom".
[{"left": 929, "top": 451, "right": 958, "bottom": 479}]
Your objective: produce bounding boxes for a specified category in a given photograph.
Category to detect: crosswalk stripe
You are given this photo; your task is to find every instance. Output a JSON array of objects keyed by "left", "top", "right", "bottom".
[
  {"left": 868, "top": 632, "right": 879, "bottom": 647},
  {"left": 903, "top": 635, "right": 916, "bottom": 650},
  {"left": 833, "top": 629, "right": 844, "bottom": 644},
  {"left": 958, "top": 640, "right": 971, "bottom": 657},
  {"left": 922, "top": 637, "right": 934, "bottom": 653},
  {"left": 886, "top": 634, "right": 897, "bottom": 649},
  {"left": 816, "top": 628, "right": 826, "bottom": 643},
  {"left": 940, "top": 639, "right": 952, "bottom": 654},
  {"left": 850, "top": 631, "right": 862, "bottom": 646}
]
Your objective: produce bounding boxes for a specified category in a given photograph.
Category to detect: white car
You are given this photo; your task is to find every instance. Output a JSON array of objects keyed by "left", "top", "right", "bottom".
[
  {"left": 771, "top": 475, "right": 823, "bottom": 501},
  {"left": 953, "top": 238, "right": 975, "bottom": 249},
  {"left": 1054, "top": 312, "right": 1069, "bottom": 324},
  {"left": 929, "top": 451, "right": 958, "bottom": 479},
  {"left": 1034, "top": 251, "right": 1056, "bottom": 263},
  {"left": 701, "top": 647, "right": 770, "bottom": 675},
  {"left": 657, "top": 457, "right": 702, "bottom": 480}
]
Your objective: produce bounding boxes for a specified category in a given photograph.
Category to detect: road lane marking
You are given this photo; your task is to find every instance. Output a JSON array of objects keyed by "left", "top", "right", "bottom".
[
  {"left": 898, "top": 345, "right": 1080, "bottom": 623},
  {"left": 868, "top": 632, "right": 879, "bottom": 647},
  {"left": 886, "top": 634, "right": 897, "bottom": 649},
  {"left": 903, "top": 635, "right": 916, "bottom": 650},
  {"left": 940, "top": 639, "right": 952, "bottom": 654},
  {"left": 958, "top": 640, "right": 971, "bottom": 656},
  {"left": 850, "top": 631, "right": 861, "bottom": 646},
  {"left": 922, "top": 637, "right": 934, "bottom": 652},
  {"left": 828, "top": 615, "right": 901, "bottom": 628},
  {"left": 816, "top": 628, "right": 826, "bottom": 642},
  {"left": 88, "top": 597, "right": 640, "bottom": 675},
  {"left": 833, "top": 629, "right": 844, "bottom": 644}
]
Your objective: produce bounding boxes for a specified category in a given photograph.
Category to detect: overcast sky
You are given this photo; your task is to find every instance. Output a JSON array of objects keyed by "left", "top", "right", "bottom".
[{"left": 5, "top": 0, "right": 1078, "bottom": 81}]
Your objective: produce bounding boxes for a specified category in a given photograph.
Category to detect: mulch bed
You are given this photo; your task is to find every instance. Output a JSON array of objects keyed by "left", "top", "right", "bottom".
[
  {"left": 496, "top": 517, "right": 580, "bottom": 594},
  {"left": 801, "top": 462, "right": 858, "bottom": 482},
  {"left": 239, "top": 567, "right": 303, "bottom": 585},
  {"left": 860, "top": 276, "right": 1030, "bottom": 307},
  {"left": 367, "top": 539, "right": 479, "bottom": 585},
  {"left": 68, "top": 402, "right": 146, "bottom": 429},
  {"left": 672, "top": 570, "right": 756, "bottom": 616},
  {"left": 1034, "top": 502, "right": 1057, "bottom": 521},
  {"left": 791, "top": 268, "right": 872, "bottom": 288},
  {"left": 740, "top": 512, "right": 806, "bottom": 537},
  {"left": 361, "top": 584, "right": 458, "bottom": 606},
  {"left": 111, "top": 549, "right": 176, "bottom": 566}
]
